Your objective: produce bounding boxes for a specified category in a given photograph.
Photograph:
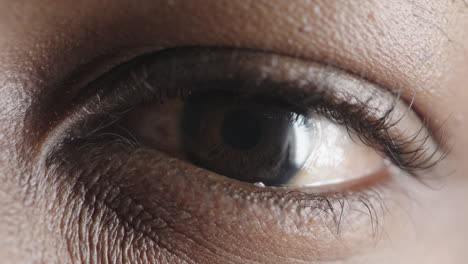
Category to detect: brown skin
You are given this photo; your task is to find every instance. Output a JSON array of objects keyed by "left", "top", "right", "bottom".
[{"left": 1, "top": 0, "right": 468, "bottom": 263}]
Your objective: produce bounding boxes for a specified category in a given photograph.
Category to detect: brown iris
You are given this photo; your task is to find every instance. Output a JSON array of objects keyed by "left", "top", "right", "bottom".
[{"left": 180, "top": 91, "right": 309, "bottom": 186}]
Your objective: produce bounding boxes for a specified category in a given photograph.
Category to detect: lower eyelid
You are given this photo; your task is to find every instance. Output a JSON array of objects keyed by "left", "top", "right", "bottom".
[{"left": 47, "top": 137, "right": 398, "bottom": 261}]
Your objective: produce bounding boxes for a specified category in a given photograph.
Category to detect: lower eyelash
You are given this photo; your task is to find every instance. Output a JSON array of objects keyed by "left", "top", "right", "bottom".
[
  {"left": 46, "top": 136, "right": 392, "bottom": 242},
  {"left": 247, "top": 187, "right": 389, "bottom": 237}
]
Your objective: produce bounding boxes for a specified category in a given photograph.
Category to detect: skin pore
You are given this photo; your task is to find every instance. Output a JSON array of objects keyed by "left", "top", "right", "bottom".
[{"left": 1, "top": 0, "right": 468, "bottom": 263}]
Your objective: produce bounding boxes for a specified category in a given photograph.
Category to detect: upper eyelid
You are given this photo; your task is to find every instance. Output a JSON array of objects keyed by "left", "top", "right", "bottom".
[
  {"left": 123, "top": 47, "right": 408, "bottom": 120},
  {"left": 39, "top": 47, "right": 441, "bottom": 163},
  {"left": 50, "top": 46, "right": 407, "bottom": 119},
  {"left": 41, "top": 48, "right": 411, "bottom": 136}
]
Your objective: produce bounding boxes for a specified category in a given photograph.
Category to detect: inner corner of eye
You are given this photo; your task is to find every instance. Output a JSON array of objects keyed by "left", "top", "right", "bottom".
[{"left": 112, "top": 89, "right": 386, "bottom": 189}]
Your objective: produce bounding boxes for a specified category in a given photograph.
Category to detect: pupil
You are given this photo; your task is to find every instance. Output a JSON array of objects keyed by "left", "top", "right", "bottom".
[{"left": 221, "top": 109, "right": 262, "bottom": 150}]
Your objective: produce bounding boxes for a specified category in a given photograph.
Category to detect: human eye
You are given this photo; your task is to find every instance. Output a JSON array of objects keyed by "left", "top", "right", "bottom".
[{"left": 46, "top": 47, "right": 444, "bottom": 261}]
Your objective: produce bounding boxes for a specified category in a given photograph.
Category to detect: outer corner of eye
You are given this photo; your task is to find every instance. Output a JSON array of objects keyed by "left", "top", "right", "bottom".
[{"left": 283, "top": 116, "right": 387, "bottom": 189}]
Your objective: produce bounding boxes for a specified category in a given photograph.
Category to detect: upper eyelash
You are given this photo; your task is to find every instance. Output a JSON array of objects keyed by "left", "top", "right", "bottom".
[
  {"left": 67, "top": 46, "right": 445, "bottom": 176},
  {"left": 162, "top": 84, "right": 444, "bottom": 173},
  {"left": 313, "top": 93, "right": 444, "bottom": 173},
  {"left": 132, "top": 87, "right": 444, "bottom": 175}
]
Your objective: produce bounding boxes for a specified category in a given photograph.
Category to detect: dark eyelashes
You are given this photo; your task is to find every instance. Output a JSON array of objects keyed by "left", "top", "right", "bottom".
[
  {"left": 61, "top": 47, "right": 444, "bottom": 178},
  {"left": 103, "top": 85, "right": 440, "bottom": 176},
  {"left": 313, "top": 97, "right": 442, "bottom": 173},
  {"left": 236, "top": 185, "right": 388, "bottom": 236},
  {"left": 143, "top": 85, "right": 442, "bottom": 174}
]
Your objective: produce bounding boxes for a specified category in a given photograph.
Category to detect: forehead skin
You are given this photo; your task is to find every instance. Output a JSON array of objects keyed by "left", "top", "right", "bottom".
[{"left": 0, "top": 0, "right": 468, "bottom": 263}]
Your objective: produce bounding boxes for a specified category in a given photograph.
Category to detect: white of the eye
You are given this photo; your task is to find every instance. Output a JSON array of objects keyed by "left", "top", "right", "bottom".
[
  {"left": 290, "top": 120, "right": 311, "bottom": 167},
  {"left": 287, "top": 115, "right": 385, "bottom": 187}
]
